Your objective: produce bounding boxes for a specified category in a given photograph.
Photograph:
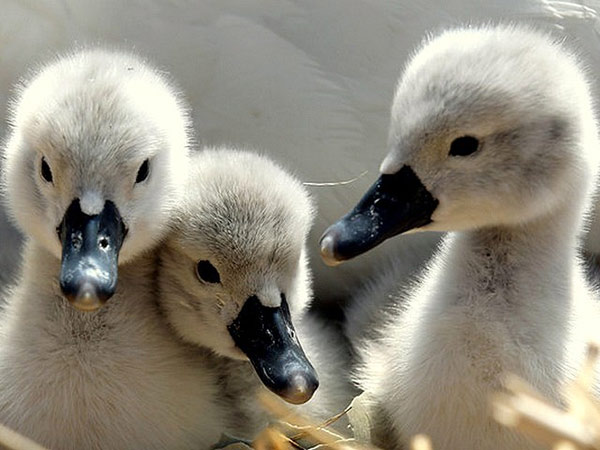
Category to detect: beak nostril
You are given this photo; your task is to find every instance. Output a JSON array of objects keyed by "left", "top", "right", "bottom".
[
  {"left": 99, "top": 237, "right": 109, "bottom": 249},
  {"left": 72, "top": 232, "right": 83, "bottom": 250}
]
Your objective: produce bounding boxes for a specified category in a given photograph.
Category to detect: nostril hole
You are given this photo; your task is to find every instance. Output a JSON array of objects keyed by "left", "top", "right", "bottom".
[
  {"left": 72, "top": 232, "right": 83, "bottom": 250},
  {"left": 99, "top": 237, "right": 109, "bottom": 249}
]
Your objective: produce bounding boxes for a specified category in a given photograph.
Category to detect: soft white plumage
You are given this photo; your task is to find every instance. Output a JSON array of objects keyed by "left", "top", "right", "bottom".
[
  {"left": 0, "top": 49, "right": 225, "bottom": 449},
  {"left": 158, "top": 149, "right": 356, "bottom": 437},
  {"left": 339, "top": 25, "right": 600, "bottom": 449}
]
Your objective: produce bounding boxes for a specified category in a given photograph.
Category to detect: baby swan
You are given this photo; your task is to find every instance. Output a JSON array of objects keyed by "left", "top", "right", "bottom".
[
  {"left": 158, "top": 149, "right": 355, "bottom": 436},
  {"left": 4, "top": 48, "right": 188, "bottom": 310},
  {"left": 321, "top": 25, "right": 600, "bottom": 449},
  {"left": 0, "top": 50, "right": 223, "bottom": 449}
]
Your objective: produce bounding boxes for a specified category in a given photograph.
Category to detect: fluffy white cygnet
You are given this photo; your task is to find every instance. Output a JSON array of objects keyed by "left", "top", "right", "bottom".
[
  {"left": 321, "top": 25, "right": 600, "bottom": 450},
  {"left": 0, "top": 49, "right": 225, "bottom": 449},
  {"left": 158, "top": 148, "right": 356, "bottom": 438}
]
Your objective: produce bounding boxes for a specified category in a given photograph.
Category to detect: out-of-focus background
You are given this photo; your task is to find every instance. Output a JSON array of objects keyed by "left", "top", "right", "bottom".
[{"left": 2, "top": 0, "right": 600, "bottom": 307}]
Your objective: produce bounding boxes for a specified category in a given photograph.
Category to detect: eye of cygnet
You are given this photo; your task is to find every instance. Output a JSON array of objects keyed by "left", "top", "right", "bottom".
[
  {"left": 195, "top": 260, "right": 221, "bottom": 284},
  {"left": 449, "top": 135, "right": 480, "bottom": 157},
  {"left": 40, "top": 157, "right": 53, "bottom": 183},
  {"left": 135, "top": 159, "right": 150, "bottom": 183}
]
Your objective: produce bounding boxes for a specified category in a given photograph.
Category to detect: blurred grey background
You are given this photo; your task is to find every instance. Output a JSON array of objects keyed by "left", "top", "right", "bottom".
[{"left": 2, "top": 0, "right": 600, "bottom": 304}]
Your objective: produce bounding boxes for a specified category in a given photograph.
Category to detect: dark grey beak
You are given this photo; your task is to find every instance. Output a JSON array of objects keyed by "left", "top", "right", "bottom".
[
  {"left": 227, "top": 295, "right": 319, "bottom": 405},
  {"left": 320, "top": 165, "right": 438, "bottom": 265},
  {"left": 58, "top": 199, "right": 126, "bottom": 311}
]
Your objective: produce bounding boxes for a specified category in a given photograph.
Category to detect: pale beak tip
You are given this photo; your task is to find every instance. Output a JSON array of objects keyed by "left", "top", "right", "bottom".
[
  {"left": 319, "top": 232, "right": 343, "bottom": 267},
  {"left": 281, "top": 373, "right": 319, "bottom": 405},
  {"left": 71, "top": 282, "right": 103, "bottom": 312}
]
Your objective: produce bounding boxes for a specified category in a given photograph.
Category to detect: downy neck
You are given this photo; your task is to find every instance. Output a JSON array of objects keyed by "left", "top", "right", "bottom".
[{"left": 436, "top": 196, "right": 585, "bottom": 320}]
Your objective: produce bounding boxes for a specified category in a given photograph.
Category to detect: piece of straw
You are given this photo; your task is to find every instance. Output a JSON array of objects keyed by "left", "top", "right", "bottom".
[
  {"left": 492, "top": 340, "right": 600, "bottom": 450},
  {"left": 411, "top": 434, "right": 433, "bottom": 450},
  {"left": 0, "top": 423, "right": 49, "bottom": 450}
]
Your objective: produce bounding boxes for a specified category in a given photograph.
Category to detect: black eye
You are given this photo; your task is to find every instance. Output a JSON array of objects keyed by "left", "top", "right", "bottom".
[
  {"left": 195, "top": 260, "right": 221, "bottom": 284},
  {"left": 40, "top": 157, "right": 53, "bottom": 183},
  {"left": 135, "top": 159, "right": 150, "bottom": 183},
  {"left": 449, "top": 136, "right": 479, "bottom": 157}
]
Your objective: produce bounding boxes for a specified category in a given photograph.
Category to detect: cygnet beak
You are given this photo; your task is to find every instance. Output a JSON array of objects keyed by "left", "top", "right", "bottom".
[
  {"left": 57, "top": 199, "right": 126, "bottom": 311},
  {"left": 320, "top": 165, "right": 438, "bottom": 264},
  {"left": 227, "top": 295, "right": 319, "bottom": 405}
]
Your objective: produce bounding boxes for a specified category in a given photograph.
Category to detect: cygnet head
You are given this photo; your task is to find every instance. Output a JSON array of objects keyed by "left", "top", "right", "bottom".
[
  {"left": 321, "top": 25, "right": 599, "bottom": 264},
  {"left": 2, "top": 49, "right": 190, "bottom": 309},
  {"left": 158, "top": 148, "right": 318, "bottom": 404}
]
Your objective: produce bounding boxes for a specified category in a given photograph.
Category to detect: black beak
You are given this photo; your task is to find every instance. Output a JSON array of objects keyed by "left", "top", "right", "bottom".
[
  {"left": 227, "top": 295, "right": 319, "bottom": 405},
  {"left": 58, "top": 199, "right": 126, "bottom": 311},
  {"left": 320, "top": 165, "right": 438, "bottom": 265}
]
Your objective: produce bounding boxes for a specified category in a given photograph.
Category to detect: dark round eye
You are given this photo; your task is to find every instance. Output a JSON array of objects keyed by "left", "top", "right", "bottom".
[
  {"left": 195, "top": 260, "right": 221, "bottom": 284},
  {"left": 449, "top": 136, "right": 479, "bottom": 157},
  {"left": 135, "top": 159, "right": 150, "bottom": 183},
  {"left": 40, "top": 157, "right": 53, "bottom": 183}
]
